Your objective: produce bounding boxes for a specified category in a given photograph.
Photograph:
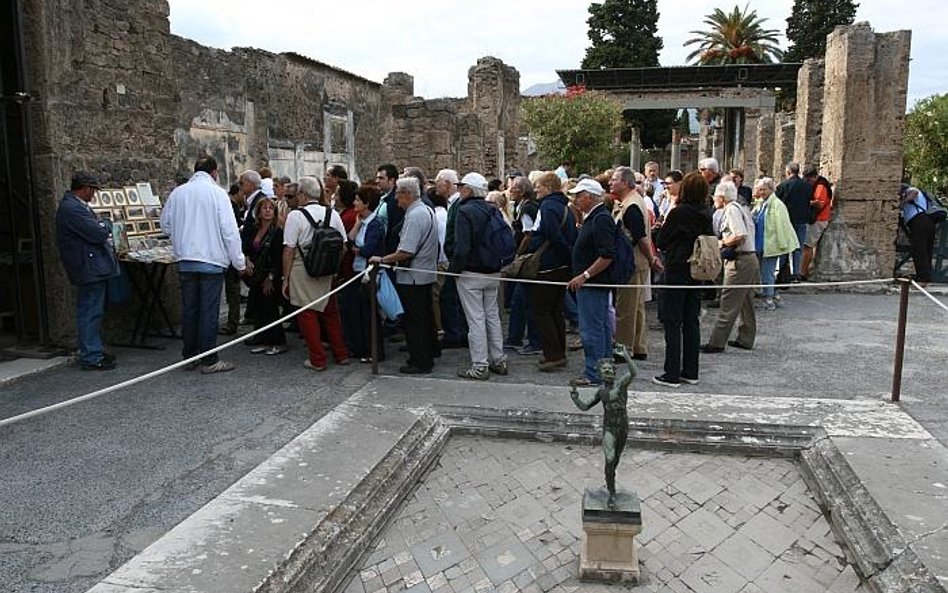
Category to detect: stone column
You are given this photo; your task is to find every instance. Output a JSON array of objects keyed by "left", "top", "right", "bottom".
[
  {"left": 670, "top": 128, "right": 681, "bottom": 172},
  {"left": 743, "top": 109, "right": 760, "bottom": 183},
  {"left": 629, "top": 126, "right": 641, "bottom": 172},
  {"left": 711, "top": 120, "right": 724, "bottom": 164},
  {"left": 772, "top": 112, "right": 795, "bottom": 178},
  {"left": 817, "top": 23, "right": 912, "bottom": 280},
  {"left": 755, "top": 110, "right": 775, "bottom": 179},
  {"left": 793, "top": 59, "right": 826, "bottom": 169},
  {"left": 697, "top": 109, "right": 712, "bottom": 158}
]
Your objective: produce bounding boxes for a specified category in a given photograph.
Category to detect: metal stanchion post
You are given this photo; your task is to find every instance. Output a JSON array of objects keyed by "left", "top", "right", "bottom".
[
  {"left": 891, "top": 278, "right": 911, "bottom": 402},
  {"left": 369, "top": 266, "right": 379, "bottom": 375}
]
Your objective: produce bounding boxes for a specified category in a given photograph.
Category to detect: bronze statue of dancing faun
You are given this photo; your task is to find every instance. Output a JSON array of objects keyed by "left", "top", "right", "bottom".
[{"left": 569, "top": 344, "right": 636, "bottom": 509}]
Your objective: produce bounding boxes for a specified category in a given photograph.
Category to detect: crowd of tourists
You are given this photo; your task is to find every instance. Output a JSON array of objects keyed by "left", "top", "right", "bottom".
[
  {"left": 64, "top": 154, "right": 893, "bottom": 384},
  {"left": 138, "top": 154, "right": 846, "bottom": 386}
]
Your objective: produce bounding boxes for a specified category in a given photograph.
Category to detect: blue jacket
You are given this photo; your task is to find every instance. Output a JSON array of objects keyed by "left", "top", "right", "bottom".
[
  {"left": 527, "top": 192, "right": 577, "bottom": 271},
  {"left": 55, "top": 191, "right": 119, "bottom": 285},
  {"left": 449, "top": 197, "right": 494, "bottom": 273}
]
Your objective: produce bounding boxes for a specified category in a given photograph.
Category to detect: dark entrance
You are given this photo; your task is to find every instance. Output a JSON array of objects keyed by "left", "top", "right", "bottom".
[{"left": 0, "top": 0, "right": 49, "bottom": 351}]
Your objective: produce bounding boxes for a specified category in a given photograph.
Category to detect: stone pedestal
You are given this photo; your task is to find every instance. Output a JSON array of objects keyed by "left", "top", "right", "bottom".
[{"left": 579, "top": 488, "right": 642, "bottom": 583}]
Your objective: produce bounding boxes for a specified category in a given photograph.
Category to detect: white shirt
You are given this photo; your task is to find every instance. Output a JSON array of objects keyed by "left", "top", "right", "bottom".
[
  {"left": 720, "top": 202, "right": 755, "bottom": 252},
  {"left": 283, "top": 202, "right": 347, "bottom": 248},
  {"left": 161, "top": 171, "right": 246, "bottom": 270}
]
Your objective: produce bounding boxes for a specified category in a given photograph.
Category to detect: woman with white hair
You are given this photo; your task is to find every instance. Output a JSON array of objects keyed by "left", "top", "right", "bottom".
[
  {"left": 751, "top": 177, "right": 799, "bottom": 310},
  {"left": 701, "top": 180, "right": 759, "bottom": 353}
]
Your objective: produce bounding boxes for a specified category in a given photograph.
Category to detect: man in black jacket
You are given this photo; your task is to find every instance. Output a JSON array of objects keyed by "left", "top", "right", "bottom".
[
  {"left": 775, "top": 162, "right": 811, "bottom": 281},
  {"left": 449, "top": 172, "right": 508, "bottom": 380}
]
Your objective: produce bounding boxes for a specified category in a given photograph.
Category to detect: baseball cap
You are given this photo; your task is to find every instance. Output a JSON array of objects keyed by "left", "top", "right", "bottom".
[
  {"left": 458, "top": 172, "right": 488, "bottom": 192},
  {"left": 506, "top": 169, "right": 522, "bottom": 178},
  {"left": 71, "top": 171, "right": 101, "bottom": 189},
  {"left": 567, "top": 178, "right": 604, "bottom": 197}
]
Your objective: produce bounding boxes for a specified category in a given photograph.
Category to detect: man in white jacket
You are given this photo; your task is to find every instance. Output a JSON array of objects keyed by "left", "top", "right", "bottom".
[{"left": 162, "top": 156, "right": 251, "bottom": 373}]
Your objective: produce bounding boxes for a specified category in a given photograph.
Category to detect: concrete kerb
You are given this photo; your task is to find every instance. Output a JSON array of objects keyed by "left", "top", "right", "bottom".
[{"left": 87, "top": 377, "right": 948, "bottom": 593}]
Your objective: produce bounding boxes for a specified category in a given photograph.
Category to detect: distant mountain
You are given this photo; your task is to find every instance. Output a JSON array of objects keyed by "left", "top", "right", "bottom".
[{"left": 522, "top": 81, "right": 566, "bottom": 96}]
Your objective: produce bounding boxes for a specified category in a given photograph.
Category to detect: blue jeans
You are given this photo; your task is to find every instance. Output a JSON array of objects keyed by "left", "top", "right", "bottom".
[
  {"left": 577, "top": 288, "right": 611, "bottom": 383},
  {"left": 506, "top": 283, "right": 540, "bottom": 348},
  {"left": 760, "top": 256, "right": 779, "bottom": 297},
  {"left": 791, "top": 223, "right": 807, "bottom": 276},
  {"left": 180, "top": 271, "right": 224, "bottom": 365},
  {"left": 76, "top": 280, "right": 108, "bottom": 365}
]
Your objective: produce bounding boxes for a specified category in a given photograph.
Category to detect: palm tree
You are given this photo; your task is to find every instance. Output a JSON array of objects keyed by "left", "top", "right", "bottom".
[{"left": 684, "top": 4, "right": 783, "bottom": 64}]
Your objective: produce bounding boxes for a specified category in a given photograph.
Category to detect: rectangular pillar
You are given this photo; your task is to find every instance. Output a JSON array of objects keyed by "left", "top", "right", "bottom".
[{"left": 794, "top": 59, "right": 826, "bottom": 169}]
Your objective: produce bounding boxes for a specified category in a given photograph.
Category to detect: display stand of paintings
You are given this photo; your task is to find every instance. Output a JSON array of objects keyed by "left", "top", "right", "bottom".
[{"left": 92, "top": 183, "right": 167, "bottom": 253}]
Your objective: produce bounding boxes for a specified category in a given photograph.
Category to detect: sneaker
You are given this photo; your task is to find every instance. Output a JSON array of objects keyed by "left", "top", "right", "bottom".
[
  {"left": 264, "top": 345, "right": 287, "bottom": 355},
  {"left": 773, "top": 294, "right": 783, "bottom": 303},
  {"left": 652, "top": 374, "right": 681, "bottom": 388},
  {"left": 249, "top": 346, "right": 268, "bottom": 354},
  {"left": 458, "top": 366, "right": 489, "bottom": 380},
  {"left": 218, "top": 326, "right": 237, "bottom": 336},
  {"left": 337, "top": 358, "right": 351, "bottom": 366},
  {"left": 700, "top": 344, "right": 724, "bottom": 354},
  {"left": 568, "top": 338, "right": 584, "bottom": 352},
  {"left": 488, "top": 360, "right": 509, "bottom": 376},
  {"left": 727, "top": 340, "right": 753, "bottom": 351},
  {"left": 681, "top": 376, "right": 699, "bottom": 385},
  {"left": 183, "top": 360, "right": 200, "bottom": 371},
  {"left": 80, "top": 358, "right": 117, "bottom": 371},
  {"left": 762, "top": 299, "right": 777, "bottom": 311},
  {"left": 517, "top": 345, "right": 543, "bottom": 355},
  {"left": 503, "top": 342, "right": 523, "bottom": 351},
  {"left": 303, "top": 360, "right": 327, "bottom": 372},
  {"left": 201, "top": 360, "right": 235, "bottom": 374},
  {"left": 538, "top": 358, "right": 568, "bottom": 372}
]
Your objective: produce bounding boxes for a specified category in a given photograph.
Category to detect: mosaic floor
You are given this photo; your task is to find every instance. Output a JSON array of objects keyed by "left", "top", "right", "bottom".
[{"left": 342, "top": 437, "right": 864, "bottom": 593}]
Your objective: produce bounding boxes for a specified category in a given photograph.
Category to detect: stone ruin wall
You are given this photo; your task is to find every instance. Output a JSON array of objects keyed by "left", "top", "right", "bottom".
[{"left": 814, "top": 23, "right": 911, "bottom": 280}]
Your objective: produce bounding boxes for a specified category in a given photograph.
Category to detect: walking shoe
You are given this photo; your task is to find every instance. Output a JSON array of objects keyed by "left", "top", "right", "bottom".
[
  {"left": 488, "top": 360, "right": 509, "bottom": 376},
  {"left": 680, "top": 376, "right": 699, "bottom": 385},
  {"left": 517, "top": 345, "right": 542, "bottom": 355},
  {"left": 652, "top": 374, "right": 681, "bottom": 388},
  {"left": 80, "top": 358, "right": 117, "bottom": 371},
  {"left": 503, "top": 342, "right": 523, "bottom": 351},
  {"left": 458, "top": 366, "right": 489, "bottom": 380},
  {"left": 399, "top": 365, "right": 431, "bottom": 375},
  {"left": 337, "top": 358, "right": 351, "bottom": 366},
  {"left": 727, "top": 340, "right": 753, "bottom": 351},
  {"left": 700, "top": 344, "right": 724, "bottom": 353},
  {"left": 569, "top": 377, "right": 601, "bottom": 387},
  {"left": 183, "top": 360, "right": 200, "bottom": 371},
  {"left": 303, "top": 360, "right": 327, "bottom": 372},
  {"left": 249, "top": 346, "right": 268, "bottom": 354},
  {"left": 538, "top": 358, "right": 568, "bottom": 372},
  {"left": 568, "top": 338, "right": 584, "bottom": 351},
  {"left": 218, "top": 326, "right": 237, "bottom": 336},
  {"left": 762, "top": 299, "right": 777, "bottom": 311},
  {"left": 264, "top": 345, "right": 287, "bottom": 355},
  {"left": 201, "top": 360, "right": 235, "bottom": 374}
]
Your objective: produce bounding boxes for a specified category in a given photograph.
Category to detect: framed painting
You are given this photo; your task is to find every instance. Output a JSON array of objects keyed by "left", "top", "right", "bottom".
[
  {"left": 124, "top": 186, "right": 141, "bottom": 205},
  {"left": 145, "top": 206, "right": 161, "bottom": 219},
  {"left": 91, "top": 191, "right": 101, "bottom": 207},
  {"left": 112, "top": 188, "right": 128, "bottom": 206},
  {"left": 137, "top": 182, "right": 160, "bottom": 206},
  {"left": 111, "top": 208, "right": 126, "bottom": 222},
  {"left": 135, "top": 221, "right": 152, "bottom": 233},
  {"left": 98, "top": 190, "right": 113, "bottom": 207},
  {"left": 126, "top": 206, "right": 146, "bottom": 220}
]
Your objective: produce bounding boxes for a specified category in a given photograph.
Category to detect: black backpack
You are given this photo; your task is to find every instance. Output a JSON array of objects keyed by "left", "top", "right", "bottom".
[
  {"left": 296, "top": 205, "right": 344, "bottom": 277},
  {"left": 474, "top": 206, "right": 517, "bottom": 272}
]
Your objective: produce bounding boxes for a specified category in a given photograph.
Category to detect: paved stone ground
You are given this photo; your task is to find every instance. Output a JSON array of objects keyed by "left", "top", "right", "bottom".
[{"left": 343, "top": 437, "right": 864, "bottom": 593}]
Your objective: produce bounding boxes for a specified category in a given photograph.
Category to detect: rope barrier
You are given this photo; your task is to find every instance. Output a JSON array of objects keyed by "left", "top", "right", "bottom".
[
  {"left": 0, "top": 267, "right": 374, "bottom": 430},
  {"left": 911, "top": 280, "right": 948, "bottom": 313},
  {"left": 377, "top": 264, "right": 894, "bottom": 291}
]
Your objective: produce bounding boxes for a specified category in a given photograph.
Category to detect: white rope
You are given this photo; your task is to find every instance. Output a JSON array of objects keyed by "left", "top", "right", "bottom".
[
  {"left": 0, "top": 267, "right": 373, "bottom": 429},
  {"left": 378, "top": 264, "right": 894, "bottom": 291},
  {"left": 912, "top": 280, "right": 948, "bottom": 313}
]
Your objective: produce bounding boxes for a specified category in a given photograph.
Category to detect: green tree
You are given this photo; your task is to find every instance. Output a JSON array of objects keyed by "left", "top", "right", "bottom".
[
  {"left": 784, "top": 0, "right": 858, "bottom": 63},
  {"left": 904, "top": 94, "right": 948, "bottom": 196},
  {"left": 521, "top": 87, "right": 623, "bottom": 175},
  {"left": 582, "top": 0, "right": 662, "bottom": 69},
  {"left": 581, "top": 0, "right": 672, "bottom": 151},
  {"left": 685, "top": 4, "right": 783, "bottom": 64}
]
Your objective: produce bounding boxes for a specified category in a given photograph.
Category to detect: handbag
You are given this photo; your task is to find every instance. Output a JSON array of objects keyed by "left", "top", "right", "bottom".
[
  {"left": 376, "top": 270, "right": 404, "bottom": 321},
  {"left": 501, "top": 204, "right": 568, "bottom": 279}
]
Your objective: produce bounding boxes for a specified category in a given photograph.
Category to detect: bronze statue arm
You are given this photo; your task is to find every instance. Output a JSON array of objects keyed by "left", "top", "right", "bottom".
[{"left": 570, "top": 385, "right": 602, "bottom": 411}]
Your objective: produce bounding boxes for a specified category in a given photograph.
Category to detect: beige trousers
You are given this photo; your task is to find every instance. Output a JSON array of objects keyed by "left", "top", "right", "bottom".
[
  {"left": 707, "top": 254, "right": 759, "bottom": 348},
  {"left": 614, "top": 267, "right": 648, "bottom": 356}
]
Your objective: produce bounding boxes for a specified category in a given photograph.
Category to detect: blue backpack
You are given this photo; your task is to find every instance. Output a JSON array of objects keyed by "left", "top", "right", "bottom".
[
  {"left": 476, "top": 206, "right": 517, "bottom": 272},
  {"left": 610, "top": 219, "right": 636, "bottom": 284}
]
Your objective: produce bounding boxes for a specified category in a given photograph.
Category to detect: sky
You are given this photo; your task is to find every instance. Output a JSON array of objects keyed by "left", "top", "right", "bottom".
[{"left": 167, "top": 0, "right": 946, "bottom": 108}]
